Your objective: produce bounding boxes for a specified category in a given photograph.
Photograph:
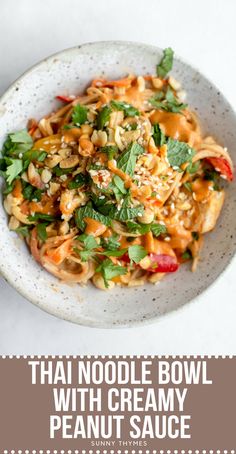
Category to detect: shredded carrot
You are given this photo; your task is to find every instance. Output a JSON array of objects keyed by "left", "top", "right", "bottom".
[
  {"left": 46, "top": 239, "right": 72, "bottom": 265},
  {"left": 144, "top": 231, "right": 155, "bottom": 253},
  {"left": 12, "top": 179, "right": 23, "bottom": 199},
  {"left": 92, "top": 77, "right": 133, "bottom": 88}
]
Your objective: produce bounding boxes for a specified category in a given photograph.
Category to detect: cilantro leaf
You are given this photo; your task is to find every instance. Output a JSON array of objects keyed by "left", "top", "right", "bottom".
[
  {"left": 100, "top": 233, "right": 120, "bottom": 251},
  {"left": 78, "top": 233, "right": 98, "bottom": 250},
  {"left": 126, "top": 221, "right": 151, "bottom": 234},
  {"left": 167, "top": 138, "right": 195, "bottom": 170},
  {"left": 151, "top": 223, "right": 167, "bottom": 237},
  {"left": 100, "top": 248, "right": 126, "bottom": 257},
  {"left": 128, "top": 245, "right": 147, "bottom": 264},
  {"left": 100, "top": 145, "right": 118, "bottom": 160},
  {"left": 9, "top": 130, "right": 33, "bottom": 144},
  {"left": 126, "top": 221, "right": 167, "bottom": 237},
  {"left": 52, "top": 165, "right": 74, "bottom": 176},
  {"left": 75, "top": 203, "right": 111, "bottom": 231},
  {"left": 113, "top": 193, "right": 144, "bottom": 221},
  {"left": 72, "top": 104, "right": 88, "bottom": 125},
  {"left": 117, "top": 142, "right": 145, "bottom": 176},
  {"left": 23, "top": 149, "right": 47, "bottom": 163},
  {"left": 6, "top": 159, "right": 23, "bottom": 184},
  {"left": 68, "top": 173, "right": 87, "bottom": 189},
  {"left": 152, "top": 124, "right": 166, "bottom": 146},
  {"left": 2, "top": 130, "right": 33, "bottom": 159},
  {"left": 36, "top": 223, "right": 48, "bottom": 241},
  {"left": 79, "top": 249, "right": 94, "bottom": 262},
  {"left": 150, "top": 86, "right": 187, "bottom": 113},
  {"left": 111, "top": 100, "right": 139, "bottom": 117},
  {"left": 96, "top": 258, "right": 126, "bottom": 288},
  {"left": 22, "top": 184, "right": 43, "bottom": 201},
  {"left": 97, "top": 105, "right": 111, "bottom": 129},
  {"left": 14, "top": 226, "right": 30, "bottom": 237},
  {"left": 157, "top": 47, "right": 174, "bottom": 78}
]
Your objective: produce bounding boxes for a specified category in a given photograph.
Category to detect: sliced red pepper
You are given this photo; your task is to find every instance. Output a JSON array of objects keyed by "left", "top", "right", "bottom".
[
  {"left": 147, "top": 253, "right": 179, "bottom": 273},
  {"left": 205, "top": 157, "right": 233, "bottom": 181},
  {"left": 121, "top": 252, "right": 179, "bottom": 273},
  {"left": 56, "top": 95, "right": 74, "bottom": 103}
]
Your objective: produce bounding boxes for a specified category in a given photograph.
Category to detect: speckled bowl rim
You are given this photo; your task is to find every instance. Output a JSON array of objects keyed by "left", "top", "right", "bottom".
[{"left": 0, "top": 40, "right": 236, "bottom": 329}]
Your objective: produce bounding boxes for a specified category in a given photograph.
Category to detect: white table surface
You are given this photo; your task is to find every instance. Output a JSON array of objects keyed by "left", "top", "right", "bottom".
[{"left": 0, "top": 0, "right": 236, "bottom": 355}]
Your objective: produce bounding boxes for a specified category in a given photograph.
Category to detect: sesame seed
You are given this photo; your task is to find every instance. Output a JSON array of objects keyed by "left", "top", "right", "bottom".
[{"left": 164, "top": 236, "right": 171, "bottom": 242}]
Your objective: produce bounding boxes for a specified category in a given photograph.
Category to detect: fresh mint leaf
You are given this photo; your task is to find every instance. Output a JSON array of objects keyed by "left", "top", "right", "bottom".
[
  {"left": 117, "top": 142, "right": 144, "bottom": 176},
  {"left": 113, "top": 193, "right": 144, "bottom": 221},
  {"left": 156, "top": 47, "right": 174, "bottom": 78},
  {"left": 96, "top": 258, "right": 126, "bottom": 288},
  {"left": 151, "top": 223, "right": 167, "bottom": 237},
  {"left": 167, "top": 138, "right": 195, "bottom": 170},
  {"left": 126, "top": 221, "right": 167, "bottom": 237},
  {"left": 113, "top": 175, "right": 127, "bottom": 195},
  {"left": 128, "top": 245, "right": 147, "bottom": 264},
  {"left": 75, "top": 203, "right": 111, "bottom": 231},
  {"left": 111, "top": 100, "right": 139, "bottom": 117},
  {"left": 97, "top": 105, "right": 111, "bottom": 129},
  {"left": 152, "top": 124, "right": 166, "bottom": 146},
  {"left": 6, "top": 159, "right": 23, "bottom": 184},
  {"left": 36, "top": 223, "right": 48, "bottom": 242},
  {"left": 68, "top": 173, "right": 87, "bottom": 189},
  {"left": 72, "top": 104, "right": 88, "bottom": 125},
  {"left": 126, "top": 221, "right": 151, "bottom": 234}
]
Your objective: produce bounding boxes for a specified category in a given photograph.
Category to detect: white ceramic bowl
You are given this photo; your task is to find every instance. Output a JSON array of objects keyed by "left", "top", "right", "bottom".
[{"left": 0, "top": 41, "right": 236, "bottom": 327}]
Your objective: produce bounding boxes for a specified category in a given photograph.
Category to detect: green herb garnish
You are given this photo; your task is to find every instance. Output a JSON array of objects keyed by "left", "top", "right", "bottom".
[
  {"left": 97, "top": 105, "right": 111, "bottom": 129},
  {"left": 111, "top": 100, "right": 139, "bottom": 117},
  {"left": 152, "top": 124, "right": 166, "bottom": 146},
  {"left": 167, "top": 138, "right": 195, "bottom": 171},
  {"left": 72, "top": 104, "right": 88, "bottom": 126},
  {"left": 117, "top": 142, "right": 144, "bottom": 176},
  {"left": 96, "top": 258, "right": 126, "bottom": 288},
  {"left": 128, "top": 245, "right": 147, "bottom": 264},
  {"left": 156, "top": 47, "right": 174, "bottom": 78}
]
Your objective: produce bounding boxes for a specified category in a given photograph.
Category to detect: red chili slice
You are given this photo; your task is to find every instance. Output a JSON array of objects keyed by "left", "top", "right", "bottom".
[
  {"left": 206, "top": 157, "right": 233, "bottom": 181},
  {"left": 147, "top": 254, "right": 179, "bottom": 273},
  {"left": 56, "top": 95, "right": 74, "bottom": 103}
]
